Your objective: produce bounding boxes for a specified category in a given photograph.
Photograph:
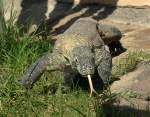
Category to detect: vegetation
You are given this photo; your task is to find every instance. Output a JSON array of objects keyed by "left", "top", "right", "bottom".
[{"left": 112, "top": 51, "right": 150, "bottom": 79}]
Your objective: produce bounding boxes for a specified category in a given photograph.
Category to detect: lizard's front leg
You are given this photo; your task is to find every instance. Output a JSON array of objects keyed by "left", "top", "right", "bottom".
[
  {"left": 61, "top": 67, "right": 76, "bottom": 93},
  {"left": 19, "top": 52, "right": 68, "bottom": 89},
  {"left": 94, "top": 46, "right": 112, "bottom": 86}
]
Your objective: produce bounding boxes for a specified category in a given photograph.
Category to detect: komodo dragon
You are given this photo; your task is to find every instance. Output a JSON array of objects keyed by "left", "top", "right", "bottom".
[{"left": 19, "top": 18, "right": 122, "bottom": 96}]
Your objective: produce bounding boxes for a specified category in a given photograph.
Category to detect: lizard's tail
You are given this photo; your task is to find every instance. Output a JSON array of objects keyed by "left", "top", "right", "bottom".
[{"left": 19, "top": 55, "right": 47, "bottom": 89}]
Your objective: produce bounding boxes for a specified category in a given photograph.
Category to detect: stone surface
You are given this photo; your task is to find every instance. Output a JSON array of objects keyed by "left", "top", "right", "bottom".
[
  {"left": 111, "top": 61, "right": 150, "bottom": 95},
  {"left": 121, "top": 28, "right": 150, "bottom": 51},
  {"left": 58, "top": 0, "right": 150, "bottom": 6},
  {"left": 3, "top": 0, "right": 22, "bottom": 21},
  {"left": 110, "top": 61, "right": 150, "bottom": 112},
  {"left": 51, "top": 6, "right": 150, "bottom": 33}
]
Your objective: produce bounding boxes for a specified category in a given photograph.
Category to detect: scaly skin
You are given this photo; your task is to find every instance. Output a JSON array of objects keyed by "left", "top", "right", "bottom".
[
  {"left": 19, "top": 52, "right": 68, "bottom": 88},
  {"left": 97, "top": 23, "right": 122, "bottom": 44},
  {"left": 19, "top": 18, "right": 121, "bottom": 90}
]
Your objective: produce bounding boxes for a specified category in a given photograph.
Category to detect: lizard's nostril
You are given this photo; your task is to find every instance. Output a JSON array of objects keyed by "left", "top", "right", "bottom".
[{"left": 82, "top": 66, "right": 86, "bottom": 70}]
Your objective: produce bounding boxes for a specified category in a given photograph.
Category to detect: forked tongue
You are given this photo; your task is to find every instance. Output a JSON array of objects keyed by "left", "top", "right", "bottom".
[{"left": 87, "top": 75, "right": 98, "bottom": 97}]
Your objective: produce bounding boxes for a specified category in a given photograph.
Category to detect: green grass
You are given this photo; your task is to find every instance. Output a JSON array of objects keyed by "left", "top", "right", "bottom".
[{"left": 112, "top": 51, "right": 150, "bottom": 79}]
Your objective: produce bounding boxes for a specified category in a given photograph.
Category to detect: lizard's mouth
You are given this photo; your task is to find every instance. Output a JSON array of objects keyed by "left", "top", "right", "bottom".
[
  {"left": 87, "top": 75, "right": 98, "bottom": 97},
  {"left": 80, "top": 68, "right": 95, "bottom": 77}
]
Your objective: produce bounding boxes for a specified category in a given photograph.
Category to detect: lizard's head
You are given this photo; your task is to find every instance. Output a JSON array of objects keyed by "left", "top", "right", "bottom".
[
  {"left": 71, "top": 46, "right": 95, "bottom": 76},
  {"left": 98, "top": 24, "right": 122, "bottom": 44}
]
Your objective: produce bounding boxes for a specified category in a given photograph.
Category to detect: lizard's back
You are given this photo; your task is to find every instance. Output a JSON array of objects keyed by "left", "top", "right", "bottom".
[
  {"left": 54, "top": 18, "right": 104, "bottom": 58},
  {"left": 64, "top": 18, "right": 98, "bottom": 39}
]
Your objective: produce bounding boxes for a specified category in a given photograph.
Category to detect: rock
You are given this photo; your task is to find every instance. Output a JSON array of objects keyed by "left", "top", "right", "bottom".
[
  {"left": 57, "top": 0, "right": 150, "bottom": 6},
  {"left": 111, "top": 61, "right": 150, "bottom": 97},
  {"left": 121, "top": 28, "right": 150, "bottom": 51},
  {"left": 3, "top": 0, "right": 22, "bottom": 21},
  {"left": 110, "top": 61, "right": 150, "bottom": 112}
]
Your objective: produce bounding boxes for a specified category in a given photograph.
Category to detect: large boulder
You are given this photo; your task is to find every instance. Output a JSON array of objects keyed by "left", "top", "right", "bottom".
[{"left": 110, "top": 61, "right": 150, "bottom": 113}]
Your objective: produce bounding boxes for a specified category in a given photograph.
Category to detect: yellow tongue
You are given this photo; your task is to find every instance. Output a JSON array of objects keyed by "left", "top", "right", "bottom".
[
  {"left": 87, "top": 75, "right": 98, "bottom": 97},
  {"left": 87, "top": 75, "right": 94, "bottom": 97}
]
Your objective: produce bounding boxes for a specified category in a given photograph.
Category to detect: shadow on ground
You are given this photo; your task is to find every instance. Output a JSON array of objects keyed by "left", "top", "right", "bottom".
[
  {"left": 102, "top": 104, "right": 150, "bottom": 117},
  {"left": 16, "top": 0, "right": 119, "bottom": 35},
  {"left": 17, "top": 0, "right": 48, "bottom": 33}
]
